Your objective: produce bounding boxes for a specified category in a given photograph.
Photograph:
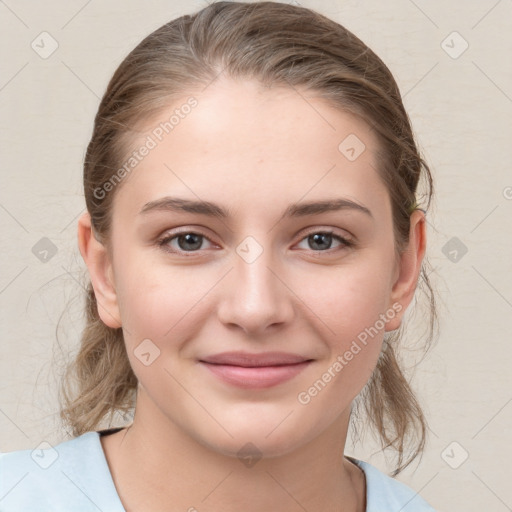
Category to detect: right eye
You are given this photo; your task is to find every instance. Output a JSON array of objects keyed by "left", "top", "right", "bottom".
[{"left": 157, "top": 230, "right": 216, "bottom": 255}]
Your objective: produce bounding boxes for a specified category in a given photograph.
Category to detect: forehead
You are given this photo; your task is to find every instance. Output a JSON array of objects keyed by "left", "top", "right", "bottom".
[{"left": 111, "top": 77, "right": 389, "bottom": 220}]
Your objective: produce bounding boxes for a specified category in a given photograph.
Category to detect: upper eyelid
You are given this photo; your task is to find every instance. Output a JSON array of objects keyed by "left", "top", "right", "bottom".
[{"left": 158, "top": 228, "right": 216, "bottom": 244}]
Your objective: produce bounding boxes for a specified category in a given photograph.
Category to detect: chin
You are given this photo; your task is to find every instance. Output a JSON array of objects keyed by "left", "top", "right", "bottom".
[{"left": 193, "top": 413, "right": 319, "bottom": 461}]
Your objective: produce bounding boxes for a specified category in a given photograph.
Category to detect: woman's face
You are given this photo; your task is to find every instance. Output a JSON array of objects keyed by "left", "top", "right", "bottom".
[{"left": 89, "top": 77, "right": 419, "bottom": 457}]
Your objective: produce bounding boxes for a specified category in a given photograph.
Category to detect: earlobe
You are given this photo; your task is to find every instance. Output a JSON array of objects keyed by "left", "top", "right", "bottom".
[
  {"left": 77, "top": 212, "right": 122, "bottom": 329},
  {"left": 385, "top": 210, "right": 427, "bottom": 332}
]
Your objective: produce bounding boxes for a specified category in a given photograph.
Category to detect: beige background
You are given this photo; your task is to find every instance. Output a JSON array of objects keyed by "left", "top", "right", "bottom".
[{"left": 1, "top": 1, "right": 511, "bottom": 510}]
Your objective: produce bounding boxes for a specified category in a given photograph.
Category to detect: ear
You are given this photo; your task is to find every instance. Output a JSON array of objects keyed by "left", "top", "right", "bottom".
[
  {"left": 385, "top": 209, "right": 427, "bottom": 331},
  {"left": 77, "top": 212, "right": 122, "bottom": 329}
]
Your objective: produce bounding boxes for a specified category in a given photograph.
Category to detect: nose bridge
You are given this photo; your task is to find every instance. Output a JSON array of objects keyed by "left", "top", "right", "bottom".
[{"left": 218, "top": 235, "right": 292, "bottom": 333}]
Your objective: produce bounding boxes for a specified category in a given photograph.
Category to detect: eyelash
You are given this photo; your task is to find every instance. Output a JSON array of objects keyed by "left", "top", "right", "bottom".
[{"left": 156, "top": 228, "right": 355, "bottom": 256}]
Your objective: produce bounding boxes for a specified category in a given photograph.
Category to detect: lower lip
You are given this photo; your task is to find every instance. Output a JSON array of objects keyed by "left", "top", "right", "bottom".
[{"left": 200, "top": 361, "right": 311, "bottom": 389}]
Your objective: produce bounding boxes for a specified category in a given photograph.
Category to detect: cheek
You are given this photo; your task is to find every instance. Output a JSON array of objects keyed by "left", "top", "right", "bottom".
[
  {"left": 114, "top": 254, "right": 222, "bottom": 361},
  {"left": 297, "top": 259, "right": 394, "bottom": 338},
  {"left": 117, "top": 274, "right": 197, "bottom": 339},
  {"left": 293, "top": 277, "right": 388, "bottom": 420},
  {"left": 294, "top": 258, "right": 392, "bottom": 384}
]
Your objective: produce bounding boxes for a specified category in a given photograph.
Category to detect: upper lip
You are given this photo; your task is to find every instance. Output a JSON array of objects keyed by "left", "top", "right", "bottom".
[{"left": 199, "top": 351, "right": 312, "bottom": 367}]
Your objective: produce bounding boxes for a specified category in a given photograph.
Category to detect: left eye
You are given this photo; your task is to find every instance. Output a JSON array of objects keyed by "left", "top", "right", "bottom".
[{"left": 296, "top": 231, "right": 352, "bottom": 252}]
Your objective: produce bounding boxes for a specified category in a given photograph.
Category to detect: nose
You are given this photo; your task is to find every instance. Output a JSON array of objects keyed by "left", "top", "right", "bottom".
[{"left": 217, "top": 243, "right": 294, "bottom": 336}]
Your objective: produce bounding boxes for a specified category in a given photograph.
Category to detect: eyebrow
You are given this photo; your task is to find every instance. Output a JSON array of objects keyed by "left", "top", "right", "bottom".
[{"left": 139, "top": 196, "right": 373, "bottom": 219}]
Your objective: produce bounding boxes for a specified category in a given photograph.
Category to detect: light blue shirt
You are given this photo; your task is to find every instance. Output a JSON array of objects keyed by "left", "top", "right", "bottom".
[{"left": 0, "top": 429, "right": 437, "bottom": 511}]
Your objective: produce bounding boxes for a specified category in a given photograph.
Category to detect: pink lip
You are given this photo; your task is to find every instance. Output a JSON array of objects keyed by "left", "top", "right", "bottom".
[{"left": 199, "top": 351, "right": 313, "bottom": 389}]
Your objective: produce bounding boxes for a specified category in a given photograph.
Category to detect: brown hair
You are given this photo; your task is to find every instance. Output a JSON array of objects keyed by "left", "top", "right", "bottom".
[{"left": 60, "top": 1, "right": 437, "bottom": 475}]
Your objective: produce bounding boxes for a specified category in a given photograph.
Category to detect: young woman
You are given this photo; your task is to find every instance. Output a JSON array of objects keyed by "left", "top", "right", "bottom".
[{"left": 0, "top": 2, "right": 437, "bottom": 511}]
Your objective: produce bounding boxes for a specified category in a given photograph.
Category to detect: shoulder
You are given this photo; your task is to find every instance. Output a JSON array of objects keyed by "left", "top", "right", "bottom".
[
  {"left": 348, "top": 457, "right": 437, "bottom": 512},
  {"left": 0, "top": 431, "right": 125, "bottom": 512}
]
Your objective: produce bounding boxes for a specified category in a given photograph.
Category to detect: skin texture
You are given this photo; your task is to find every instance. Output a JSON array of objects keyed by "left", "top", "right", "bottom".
[{"left": 78, "top": 77, "right": 426, "bottom": 512}]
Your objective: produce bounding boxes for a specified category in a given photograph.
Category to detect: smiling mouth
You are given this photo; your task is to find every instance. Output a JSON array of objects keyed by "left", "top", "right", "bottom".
[{"left": 199, "top": 352, "right": 313, "bottom": 389}]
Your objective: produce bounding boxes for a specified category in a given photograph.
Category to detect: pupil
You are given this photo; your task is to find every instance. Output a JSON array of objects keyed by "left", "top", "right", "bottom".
[
  {"left": 179, "top": 233, "right": 202, "bottom": 251},
  {"left": 311, "top": 233, "right": 331, "bottom": 250}
]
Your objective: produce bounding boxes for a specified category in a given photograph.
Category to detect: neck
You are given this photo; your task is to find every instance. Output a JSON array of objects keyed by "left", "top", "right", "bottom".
[{"left": 101, "top": 391, "right": 366, "bottom": 512}]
